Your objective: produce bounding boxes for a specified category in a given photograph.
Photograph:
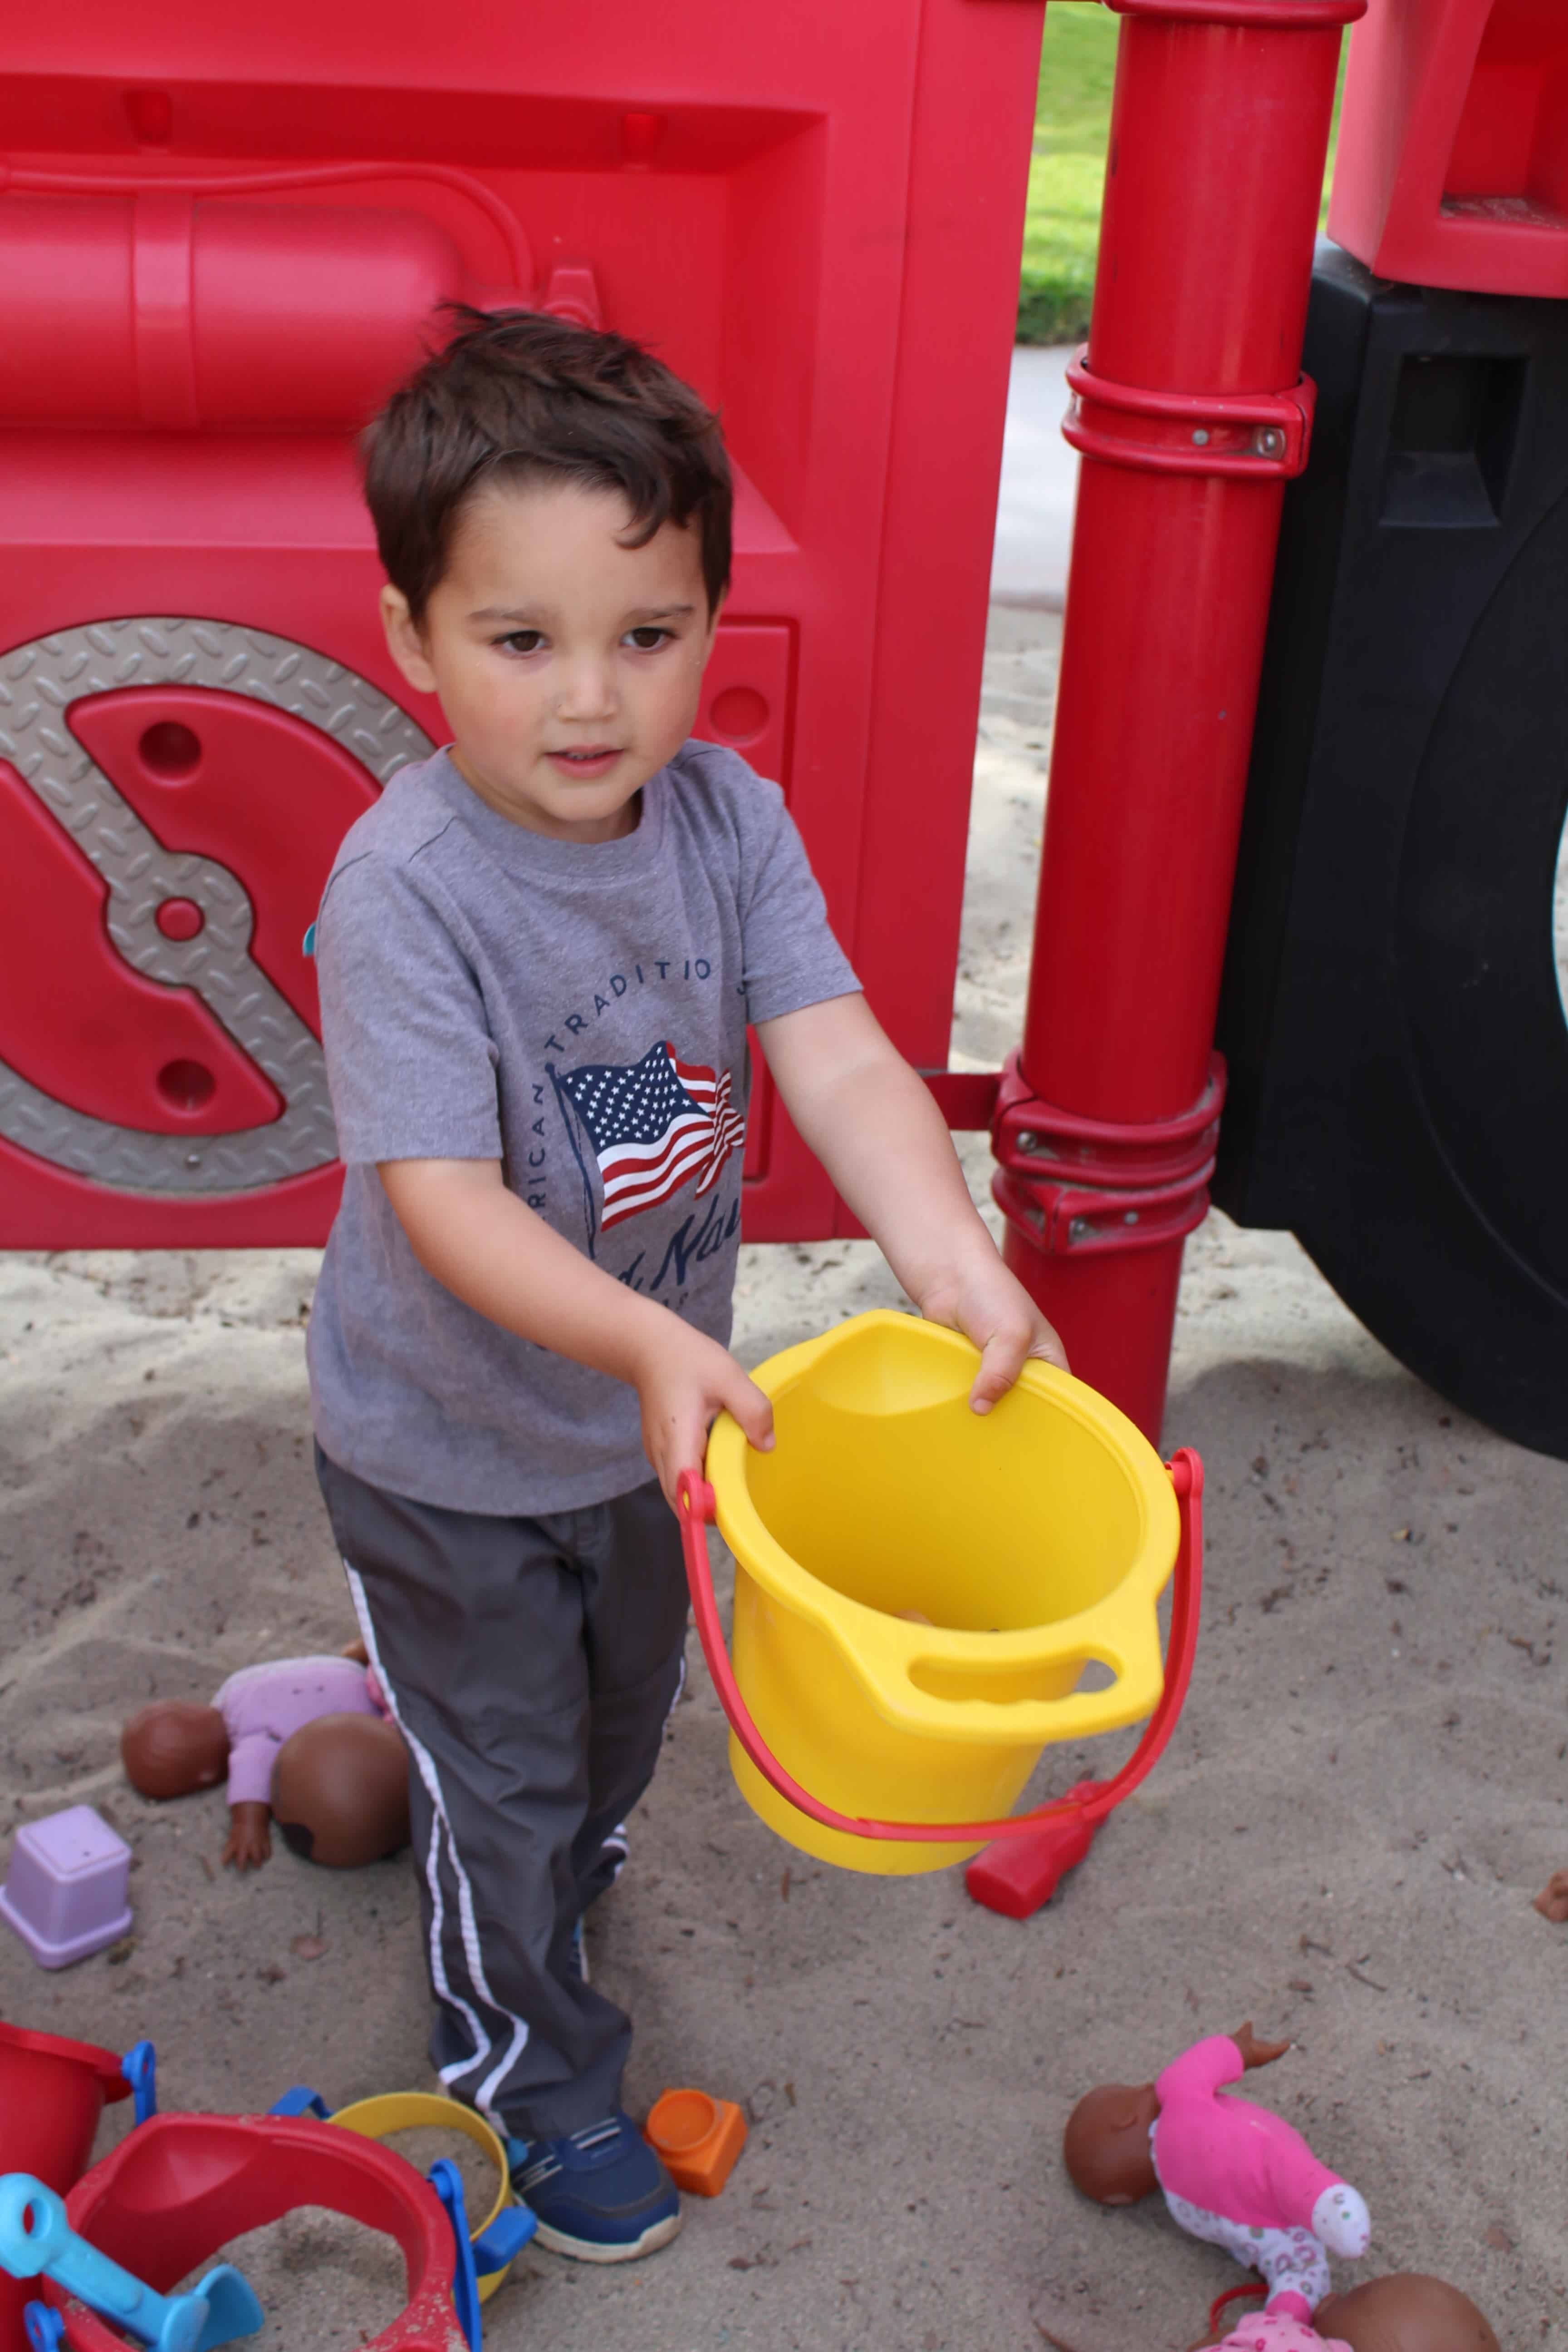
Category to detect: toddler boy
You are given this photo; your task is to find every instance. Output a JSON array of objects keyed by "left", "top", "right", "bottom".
[{"left": 308, "top": 307, "right": 1064, "bottom": 2261}]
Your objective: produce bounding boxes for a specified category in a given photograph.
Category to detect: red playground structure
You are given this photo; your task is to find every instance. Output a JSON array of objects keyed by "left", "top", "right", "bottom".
[
  {"left": 14, "top": 2, "right": 1568, "bottom": 1439},
  {"left": 0, "top": 0, "right": 1363, "bottom": 1459}
]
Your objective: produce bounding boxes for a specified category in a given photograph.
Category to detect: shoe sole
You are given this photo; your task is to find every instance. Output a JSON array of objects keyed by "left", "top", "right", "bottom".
[{"left": 530, "top": 2208, "right": 683, "bottom": 2264}]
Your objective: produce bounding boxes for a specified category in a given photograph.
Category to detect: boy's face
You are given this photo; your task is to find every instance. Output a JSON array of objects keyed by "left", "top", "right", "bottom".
[{"left": 380, "top": 480, "right": 719, "bottom": 843}]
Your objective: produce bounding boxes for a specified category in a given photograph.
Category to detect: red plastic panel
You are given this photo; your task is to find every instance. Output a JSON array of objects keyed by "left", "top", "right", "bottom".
[
  {"left": 70, "top": 686, "right": 381, "bottom": 1032},
  {"left": 0, "top": 0, "right": 1045, "bottom": 1245},
  {"left": 694, "top": 623, "right": 792, "bottom": 800},
  {"left": 0, "top": 1142, "right": 343, "bottom": 1247},
  {"left": 0, "top": 196, "right": 473, "bottom": 428},
  {"left": 1331, "top": 0, "right": 1568, "bottom": 296},
  {"left": 0, "top": 763, "right": 282, "bottom": 1132}
]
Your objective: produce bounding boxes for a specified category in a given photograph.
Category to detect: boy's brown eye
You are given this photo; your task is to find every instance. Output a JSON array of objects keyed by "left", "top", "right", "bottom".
[
  {"left": 627, "top": 627, "right": 670, "bottom": 651},
  {"left": 500, "top": 630, "right": 545, "bottom": 655}
]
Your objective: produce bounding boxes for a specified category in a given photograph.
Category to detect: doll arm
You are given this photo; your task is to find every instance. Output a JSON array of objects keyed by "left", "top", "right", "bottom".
[
  {"left": 1155, "top": 2025, "right": 1286, "bottom": 2113},
  {"left": 225, "top": 1727, "right": 282, "bottom": 1807},
  {"left": 222, "top": 1801, "right": 272, "bottom": 1871},
  {"left": 1155, "top": 2033, "right": 1249, "bottom": 2108}
]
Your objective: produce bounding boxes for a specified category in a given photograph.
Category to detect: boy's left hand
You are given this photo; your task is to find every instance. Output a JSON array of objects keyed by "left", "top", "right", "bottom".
[{"left": 915, "top": 1247, "right": 1068, "bottom": 1414}]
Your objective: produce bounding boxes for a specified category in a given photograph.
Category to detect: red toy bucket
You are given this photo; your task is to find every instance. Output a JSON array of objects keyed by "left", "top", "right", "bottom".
[
  {"left": 0, "top": 2026, "right": 127, "bottom": 2352},
  {"left": 49, "top": 2114, "right": 466, "bottom": 2352}
]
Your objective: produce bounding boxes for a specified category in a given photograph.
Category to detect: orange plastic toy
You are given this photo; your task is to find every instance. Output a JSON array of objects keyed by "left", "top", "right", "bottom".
[{"left": 643, "top": 2091, "right": 747, "bottom": 2198}]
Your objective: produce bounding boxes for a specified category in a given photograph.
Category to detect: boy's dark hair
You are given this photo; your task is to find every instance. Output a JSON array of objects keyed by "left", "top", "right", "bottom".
[{"left": 363, "top": 307, "right": 732, "bottom": 623}]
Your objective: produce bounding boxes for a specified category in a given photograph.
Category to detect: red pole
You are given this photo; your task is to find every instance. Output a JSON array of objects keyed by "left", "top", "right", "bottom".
[{"left": 993, "top": 0, "right": 1364, "bottom": 1441}]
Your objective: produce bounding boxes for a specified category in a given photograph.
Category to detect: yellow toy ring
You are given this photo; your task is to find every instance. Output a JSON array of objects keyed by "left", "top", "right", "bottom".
[{"left": 329, "top": 2091, "right": 521, "bottom": 2303}]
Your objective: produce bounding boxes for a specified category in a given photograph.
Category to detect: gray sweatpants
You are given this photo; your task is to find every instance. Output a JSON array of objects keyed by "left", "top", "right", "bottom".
[{"left": 314, "top": 1445, "right": 688, "bottom": 2140}]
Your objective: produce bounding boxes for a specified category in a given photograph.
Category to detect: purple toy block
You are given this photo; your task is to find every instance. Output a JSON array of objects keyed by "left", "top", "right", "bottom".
[{"left": 0, "top": 1805, "right": 132, "bottom": 1968}]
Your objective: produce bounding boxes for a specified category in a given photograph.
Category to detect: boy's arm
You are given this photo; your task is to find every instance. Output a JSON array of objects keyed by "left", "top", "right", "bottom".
[
  {"left": 755, "top": 994, "right": 1067, "bottom": 1408},
  {"left": 377, "top": 1159, "right": 774, "bottom": 1506}
]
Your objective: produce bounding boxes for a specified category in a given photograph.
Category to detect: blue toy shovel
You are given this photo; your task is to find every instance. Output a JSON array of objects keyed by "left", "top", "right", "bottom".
[{"left": 0, "top": 2175, "right": 263, "bottom": 2352}]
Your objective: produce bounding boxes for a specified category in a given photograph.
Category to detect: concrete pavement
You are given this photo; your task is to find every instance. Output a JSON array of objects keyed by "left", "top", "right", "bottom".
[{"left": 990, "top": 343, "right": 1078, "bottom": 609}]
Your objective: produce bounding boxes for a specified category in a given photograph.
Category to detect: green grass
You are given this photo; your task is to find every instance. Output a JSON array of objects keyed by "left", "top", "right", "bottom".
[{"left": 1019, "top": 3, "right": 1347, "bottom": 344}]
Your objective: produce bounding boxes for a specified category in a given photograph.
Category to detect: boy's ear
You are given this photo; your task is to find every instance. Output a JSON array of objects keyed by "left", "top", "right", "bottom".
[{"left": 380, "top": 584, "right": 440, "bottom": 697}]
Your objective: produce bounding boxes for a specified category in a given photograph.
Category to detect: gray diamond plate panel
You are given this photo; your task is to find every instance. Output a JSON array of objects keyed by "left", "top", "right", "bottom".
[{"left": 0, "top": 617, "right": 435, "bottom": 1194}]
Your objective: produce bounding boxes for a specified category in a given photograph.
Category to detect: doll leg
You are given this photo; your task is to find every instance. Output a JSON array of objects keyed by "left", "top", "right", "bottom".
[
  {"left": 1161, "top": 2192, "right": 1331, "bottom": 2307},
  {"left": 1255, "top": 2228, "right": 1332, "bottom": 2309}
]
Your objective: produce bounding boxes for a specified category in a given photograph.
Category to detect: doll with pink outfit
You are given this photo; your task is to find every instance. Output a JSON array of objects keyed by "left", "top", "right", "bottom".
[
  {"left": 1063, "top": 2023, "right": 1371, "bottom": 2323},
  {"left": 120, "top": 1647, "right": 397, "bottom": 1869}
]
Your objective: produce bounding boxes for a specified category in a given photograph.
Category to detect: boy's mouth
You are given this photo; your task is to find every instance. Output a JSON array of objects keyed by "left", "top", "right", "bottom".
[{"left": 549, "top": 745, "right": 622, "bottom": 777}]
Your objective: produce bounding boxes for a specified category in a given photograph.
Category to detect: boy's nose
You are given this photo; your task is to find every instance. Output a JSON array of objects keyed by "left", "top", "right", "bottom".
[{"left": 554, "top": 657, "right": 617, "bottom": 720}]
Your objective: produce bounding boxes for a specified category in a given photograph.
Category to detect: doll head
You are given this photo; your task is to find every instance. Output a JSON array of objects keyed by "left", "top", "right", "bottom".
[
  {"left": 1315, "top": 2276, "right": 1498, "bottom": 2352},
  {"left": 273, "top": 1713, "right": 409, "bottom": 1867},
  {"left": 121, "top": 1702, "right": 230, "bottom": 1799},
  {"left": 1063, "top": 2080, "right": 1161, "bottom": 2204}
]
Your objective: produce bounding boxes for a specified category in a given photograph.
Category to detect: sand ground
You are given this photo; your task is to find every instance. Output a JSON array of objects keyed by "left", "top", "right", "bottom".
[{"left": 1, "top": 609, "right": 1562, "bottom": 2350}]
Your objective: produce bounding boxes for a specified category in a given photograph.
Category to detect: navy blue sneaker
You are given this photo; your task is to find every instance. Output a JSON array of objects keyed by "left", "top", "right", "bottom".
[{"left": 507, "top": 2114, "right": 681, "bottom": 2263}]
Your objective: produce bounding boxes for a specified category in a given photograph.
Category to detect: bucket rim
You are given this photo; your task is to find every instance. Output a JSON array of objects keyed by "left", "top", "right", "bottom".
[
  {"left": 0, "top": 2020, "right": 130, "bottom": 2096},
  {"left": 706, "top": 1311, "right": 1180, "bottom": 1744},
  {"left": 329, "top": 2087, "right": 510, "bottom": 2246}
]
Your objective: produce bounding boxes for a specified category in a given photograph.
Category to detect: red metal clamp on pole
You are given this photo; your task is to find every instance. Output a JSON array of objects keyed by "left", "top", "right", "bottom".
[{"left": 994, "top": 0, "right": 1364, "bottom": 1443}]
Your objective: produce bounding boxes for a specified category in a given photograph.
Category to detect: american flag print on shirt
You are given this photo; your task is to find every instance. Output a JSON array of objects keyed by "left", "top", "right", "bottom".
[{"left": 550, "top": 1041, "right": 746, "bottom": 1239}]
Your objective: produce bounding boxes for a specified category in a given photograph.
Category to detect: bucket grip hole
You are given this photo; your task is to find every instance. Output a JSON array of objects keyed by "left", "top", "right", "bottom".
[{"left": 906, "top": 1652, "right": 1115, "bottom": 1706}]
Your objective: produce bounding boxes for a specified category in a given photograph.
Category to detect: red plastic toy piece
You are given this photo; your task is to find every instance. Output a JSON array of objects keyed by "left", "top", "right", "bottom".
[
  {"left": 962, "top": 1778, "right": 1105, "bottom": 1921},
  {"left": 990, "top": 0, "right": 1362, "bottom": 1442},
  {"left": 48, "top": 2113, "right": 465, "bottom": 2352},
  {"left": 1330, "top": 0, "right": 1568, "bottom": 299},
  {"left": 0, "top": 2025, "right": 128, "bottom": 2352}
]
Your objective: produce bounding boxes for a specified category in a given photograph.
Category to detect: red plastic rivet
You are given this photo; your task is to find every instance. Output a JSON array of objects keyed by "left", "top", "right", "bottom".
[
  {"left": 138, "top": 721, "right": 201, "bottom": 780},
  {"left": 156, "top": 1059, "right": 215, "bottom": 1112},
  {"left": 706, "top": 686, "right": 769, "bottom": 744},
  {"left": 124, "top": 88, "right": 174, "bottom": 147},
  {"left": 620, "top": 111, "right": 666, "bottom": 167},
  {"left": 155, "top": 898, "right": 204, "bottom": 942}
]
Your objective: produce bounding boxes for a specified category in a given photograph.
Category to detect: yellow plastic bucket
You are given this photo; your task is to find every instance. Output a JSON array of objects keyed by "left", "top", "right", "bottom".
[{"left": 697, "top": 1310, "right": 1186, "bottom": 1874}]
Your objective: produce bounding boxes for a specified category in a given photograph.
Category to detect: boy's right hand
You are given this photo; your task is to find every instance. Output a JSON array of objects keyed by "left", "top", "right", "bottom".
[{"left": 632, "top": 1319, "right": 774, "bottom": 1511}]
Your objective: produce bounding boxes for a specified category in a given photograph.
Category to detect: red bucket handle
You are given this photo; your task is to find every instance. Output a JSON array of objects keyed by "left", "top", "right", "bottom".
[{"left": 676, "top": 1446, "right": 1202, "bottom": 1846}]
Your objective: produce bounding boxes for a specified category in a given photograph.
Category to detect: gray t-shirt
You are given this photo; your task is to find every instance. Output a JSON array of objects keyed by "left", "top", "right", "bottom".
[{"left": 306, "top": 741, "right": 858, "bottom": 1514}]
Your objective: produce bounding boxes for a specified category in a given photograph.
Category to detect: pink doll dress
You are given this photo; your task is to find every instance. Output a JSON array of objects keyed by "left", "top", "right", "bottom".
[
  {"left": 1215, "top": 2311, "right": 1352, "bottom": 2352},
  {"left": 215, "top": 1654, "right": 389, "bottom": 1805}
]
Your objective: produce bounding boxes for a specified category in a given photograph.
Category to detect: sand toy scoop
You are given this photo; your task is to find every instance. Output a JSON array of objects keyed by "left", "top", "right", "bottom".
[{"left": 679, "top": 1310, "right": 1201, "bottom": 1874}]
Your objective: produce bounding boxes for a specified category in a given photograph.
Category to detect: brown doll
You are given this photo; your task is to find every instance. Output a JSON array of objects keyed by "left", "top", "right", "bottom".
[
  {"left": 1190, "top": 2275, "right": 1496, "bottom": 2352},
  {"left": 121, "top": 1646, "right": 392, "bottom": 1869}
]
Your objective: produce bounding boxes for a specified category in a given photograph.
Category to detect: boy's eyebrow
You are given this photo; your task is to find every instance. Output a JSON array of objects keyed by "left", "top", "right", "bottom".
[{"left": 467, "top": 603, "right": 699, "bottom": 624}]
